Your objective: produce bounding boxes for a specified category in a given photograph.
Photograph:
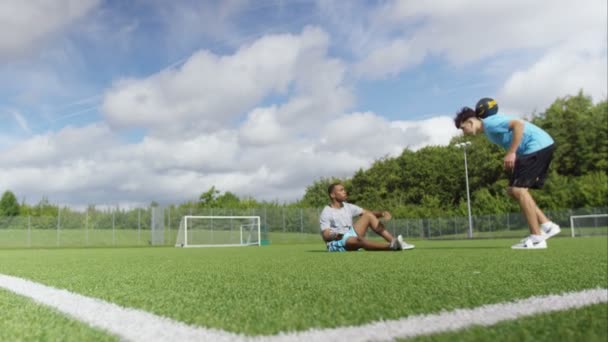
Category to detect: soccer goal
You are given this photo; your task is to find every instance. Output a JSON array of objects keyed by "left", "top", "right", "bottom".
[
  {"left": 175, "top": 216, "right": 261, "bottom": 248},
  {"left": 570, "top": 214, "right": 608, "bottom": 237}
]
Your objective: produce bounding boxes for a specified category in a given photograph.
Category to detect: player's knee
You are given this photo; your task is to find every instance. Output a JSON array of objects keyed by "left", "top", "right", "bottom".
[
  {"left": 362, "top": 211, "right": 375, "bottom": 220},
  {"left": 508, "top": 187, "right": 527, "bottom": 199}
]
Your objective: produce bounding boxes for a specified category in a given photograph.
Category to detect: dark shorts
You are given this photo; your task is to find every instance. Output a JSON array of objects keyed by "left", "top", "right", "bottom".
[{"left": 510, "top": 144, "right": 555, "bottom": 189}]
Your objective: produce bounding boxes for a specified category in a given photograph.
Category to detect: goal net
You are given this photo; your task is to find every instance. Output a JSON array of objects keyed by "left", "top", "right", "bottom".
[
  {"left": 175, "top": 216, "right": 261, "bottom": 247},
  {"left": 570, "top": 214, "right": 608, "bottom": 237}
]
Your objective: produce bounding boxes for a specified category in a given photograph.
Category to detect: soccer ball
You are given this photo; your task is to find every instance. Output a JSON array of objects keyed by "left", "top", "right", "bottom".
[{"left": 475, "top": 98, "right": 498, "bottom": 118}]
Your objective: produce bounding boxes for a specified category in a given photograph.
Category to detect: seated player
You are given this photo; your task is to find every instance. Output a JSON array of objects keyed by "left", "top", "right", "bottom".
[{"left": 320, "top": 182, "right": 415, "bottom": 252}]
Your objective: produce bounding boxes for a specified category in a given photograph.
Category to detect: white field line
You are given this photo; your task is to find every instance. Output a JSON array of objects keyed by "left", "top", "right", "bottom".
[{"left": 0, "top": 273, "right": 606, "bottom": 342}]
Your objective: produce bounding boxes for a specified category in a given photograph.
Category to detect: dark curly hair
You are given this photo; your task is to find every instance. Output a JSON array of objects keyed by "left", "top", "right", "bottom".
[
  {"left": 328, "top": 182, "right": 342, "bottom": 196},
  {"left": 454, "top": 107, "right": 477, "bottom": 129}
]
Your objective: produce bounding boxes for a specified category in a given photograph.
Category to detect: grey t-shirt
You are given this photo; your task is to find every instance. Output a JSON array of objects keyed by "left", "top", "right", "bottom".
[{"left": 319, "top": 202, "right": 363, "bottom": 235}]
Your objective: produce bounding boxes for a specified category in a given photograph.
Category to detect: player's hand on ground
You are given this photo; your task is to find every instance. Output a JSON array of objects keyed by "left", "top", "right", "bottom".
[{"left": 504, "top": 152, "right": 516, "bottom": 170}]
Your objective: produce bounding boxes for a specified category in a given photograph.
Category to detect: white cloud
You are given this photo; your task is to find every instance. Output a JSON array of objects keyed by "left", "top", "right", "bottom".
[
  {"left": 354, "top": 0, "right": 606, "bottom": 76},
  {"left": 339, "top": 0, "right": 606, "bottom": 117},
  {"left": 391, "top": 116, "right": 460, "bottom": 150},
  {"left": 239, "top": 106, "right": 287, "bottom": 146},
  {"left": 321, "top": 112, "right": 407, "bottom": 157},
  {"left": 102, "top": 27, "right": 331, "bottom": 136},
  {"left": 0, "top": 0, "right": 99, "bottom": 61},
  {"left": 111, "top": 131, "right": 241, "bottom": 174},
  {"left": 499, "top": 33, "right": 608, "bottom": 115},
  {"left": 0, "top": 123, "right": 116, "bottom": 167},
  {"left": 355, "top": 39, "right": 426, "bottom": 79}
]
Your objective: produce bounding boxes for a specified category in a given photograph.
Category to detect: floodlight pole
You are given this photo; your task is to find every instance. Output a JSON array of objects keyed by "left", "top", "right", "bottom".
[{"left": 456, "top": 142, "right": 473, "bottom": 238}]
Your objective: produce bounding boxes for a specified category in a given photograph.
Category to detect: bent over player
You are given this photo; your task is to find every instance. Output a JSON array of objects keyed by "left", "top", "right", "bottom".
[{"left": 454, "top": 98, "right": 561, "bottom": 249}]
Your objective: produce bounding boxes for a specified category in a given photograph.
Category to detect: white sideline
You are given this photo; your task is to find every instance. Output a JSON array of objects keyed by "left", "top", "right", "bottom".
[{"left": 0, "top": 273, "right": 606, "bottom": 342}]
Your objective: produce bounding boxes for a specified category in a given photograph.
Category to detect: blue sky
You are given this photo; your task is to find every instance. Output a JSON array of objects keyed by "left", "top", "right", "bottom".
[{"left": 0, "top": 0, "right": 606, "bottom": 207}]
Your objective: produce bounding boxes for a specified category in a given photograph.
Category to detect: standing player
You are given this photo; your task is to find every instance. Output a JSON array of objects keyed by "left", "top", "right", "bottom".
[
  {"left": 320, "top": 182, "right": 415, "bottom": 252},
  {"left": 454, "top": 98, "right": 561, "bottom": 249}
]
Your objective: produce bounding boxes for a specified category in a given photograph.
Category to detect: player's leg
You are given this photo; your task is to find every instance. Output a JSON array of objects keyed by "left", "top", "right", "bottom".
[
  {"left": 326, "top": 229, "right": 394, "bottom": 252},
  {"left": 341, "top": 227, "right": 399, "bottom": 251},
  {"left": 353, "top": 211, "right": 394, "bottom": 243},
  {"left": 535, "top": 205, "right": 560, "bottom": 235},
  {"left": 511, "top": 145, "right": 559, "bottom": 241},
  {"left": 352, "top": 213, "right": 415, "bottom": 251},
  {"left": 508, "top": 187, "right": 547, "bottom": 249},
  {"left": 508, "top": 149, "right": 547, "bottom": 249},
  {"left": 535, "top": 206, "right": 550, "bottom": 225},
  {"left": 344, "top": 236, "right": 393, "bottom": 251},
  {"left": 508, "top": 187, "right": 541, "bottom": 235},
  {"left": 531, "top": 146, "right": 561, "bottom": 238},
  {"left": 537, "top": 204, "right": 561, "bottom": 237}
]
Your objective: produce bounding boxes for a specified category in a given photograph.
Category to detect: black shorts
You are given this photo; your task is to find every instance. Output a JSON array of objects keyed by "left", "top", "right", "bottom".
[{"left": 509, "top": 144, "right": 555, "bottom": 189}]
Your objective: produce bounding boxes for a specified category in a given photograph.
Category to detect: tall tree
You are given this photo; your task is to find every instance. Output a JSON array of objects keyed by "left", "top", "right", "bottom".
[
  {"left": 0, "top": 191, "right": 20, "bottom": 216},
  {"left": 532, "top": 92, "right": 603, "bottom": 176},
  {"left": 199, "top": 186, "right": 220, "bottom": 207}
]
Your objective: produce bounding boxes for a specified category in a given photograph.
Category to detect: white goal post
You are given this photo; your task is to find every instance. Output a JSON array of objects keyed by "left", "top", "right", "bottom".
[
  {"left": 175, "top": 215, "right": 261, "bottom": 248},
  {"left": 570, "top": 214, "right": 608, "bottom": 237}
]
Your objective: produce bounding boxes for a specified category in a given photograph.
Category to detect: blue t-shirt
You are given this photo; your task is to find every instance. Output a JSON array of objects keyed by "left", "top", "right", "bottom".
[{"left": 482, "top": 114, "right": 554, "bottom": 155}]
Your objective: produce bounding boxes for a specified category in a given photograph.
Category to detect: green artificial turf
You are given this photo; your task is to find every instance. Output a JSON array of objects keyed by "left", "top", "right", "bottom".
[
  {"left": 0, "top": 237, "right": 606, "bottom": 338},
  {"left": 407, "top": 303, "right": 608, "bottom": 342},
  {"left": 0, "top": 288, "right": 116, "bottom": 341}
]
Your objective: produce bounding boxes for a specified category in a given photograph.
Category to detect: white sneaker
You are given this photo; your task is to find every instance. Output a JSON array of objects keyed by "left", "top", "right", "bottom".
[
  {"left": 390, "top": 238, "right": 402, "bottom": 251},
  {"left": 511, "top": 236, "right": 547, "bottom": 249},
  {"left": 398, "top": 235, "right": 415, "bottom": 250},
  {"left": 541, "top": 222, "right": 561, "bottom": 239}
]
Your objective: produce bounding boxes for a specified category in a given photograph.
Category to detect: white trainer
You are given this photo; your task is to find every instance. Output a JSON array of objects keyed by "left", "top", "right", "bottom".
[
  {"left": 398, "top": 235, "right": 415, "bottom": 250},
  {"left": 542, "top": 222, "right": 561, "bottom": 239},
  {"left": 390, "top": 238, "right": 402, "bottom": 251},
  {"left": 511, "top": 236, "right": 547, "bottom": 249}
]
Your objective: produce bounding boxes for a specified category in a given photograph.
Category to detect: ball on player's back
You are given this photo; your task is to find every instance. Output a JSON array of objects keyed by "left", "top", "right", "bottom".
[{"left": 475, "top": 97, "right": 498, "bottom": 118}]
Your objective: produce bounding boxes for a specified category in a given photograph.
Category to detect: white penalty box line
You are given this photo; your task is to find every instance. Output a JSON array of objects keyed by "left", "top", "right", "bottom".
[{"left": 0, "top": 273, "right": 606, "bottom": 342}]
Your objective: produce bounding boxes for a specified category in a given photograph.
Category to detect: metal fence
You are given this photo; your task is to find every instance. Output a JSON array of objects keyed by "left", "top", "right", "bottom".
[
  {"left": 392, "top": 207, "right": 608, "bottom": 240},
  {"left": 0, "top": 206, "right": 605, "bottom": 248}
]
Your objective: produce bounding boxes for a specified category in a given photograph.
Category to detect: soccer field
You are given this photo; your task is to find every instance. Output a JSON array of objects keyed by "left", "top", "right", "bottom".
[{"left": 0, "top": 237, "right": 606, "bottom": 341}]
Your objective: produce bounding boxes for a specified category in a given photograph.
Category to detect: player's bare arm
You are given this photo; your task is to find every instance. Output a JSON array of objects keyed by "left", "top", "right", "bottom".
[
  {"left": 505, "top": 119, "right": 524, "bottom": 170},
  {"left": 321, "top": 228, "right": 342, "bottom": 242}
]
